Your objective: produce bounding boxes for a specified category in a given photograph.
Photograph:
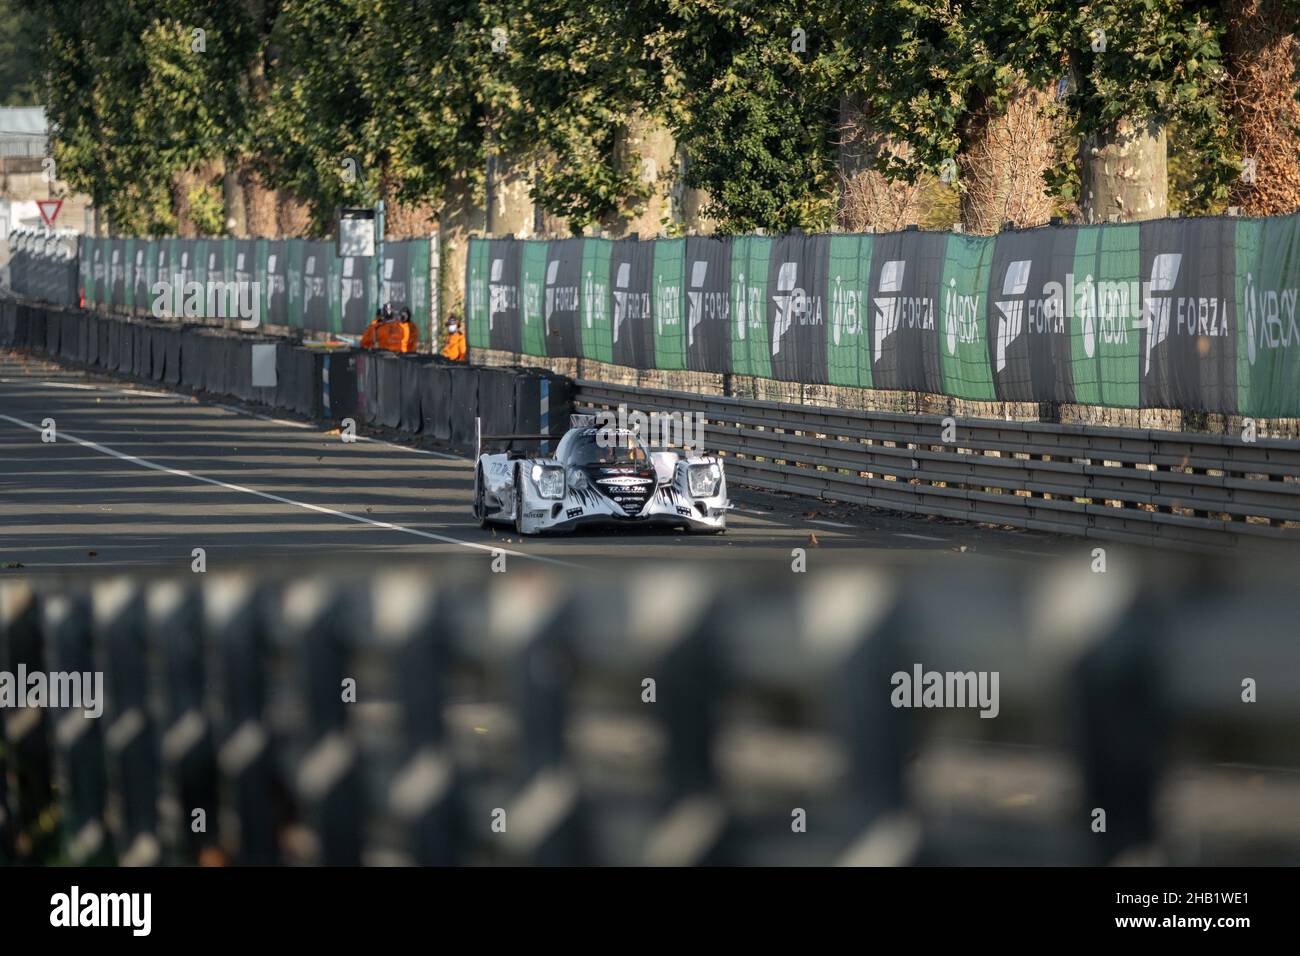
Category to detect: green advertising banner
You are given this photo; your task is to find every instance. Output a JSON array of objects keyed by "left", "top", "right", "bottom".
[
  {"left": 652, "top": 238, "right": 685, "bottom": 370},
  {"left": 520, "top": 240, "right": 548, "bottom": 357},
  {"left": 1071, "top": 225, "right": 1142, "bottom": 408},
  {"left": 827, "top": 234, "right": 873, "bottom": 388},
  {"left": 1236, "top": 217, "right": 1300, "bottom": 417},
  {"left": 939, "top": 233, "right": 995, "bottom": 401},
  {"left": 730, "top": 235, "right": 771, "bottom": 379}
]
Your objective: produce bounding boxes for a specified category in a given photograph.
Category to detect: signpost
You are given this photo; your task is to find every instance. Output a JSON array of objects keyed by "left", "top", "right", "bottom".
[
  {"left": 337, "top": 203, "right": 385, "bottom": 325},
  {"left": 37, "top": 199, "right": 62, "bottom": 230}
]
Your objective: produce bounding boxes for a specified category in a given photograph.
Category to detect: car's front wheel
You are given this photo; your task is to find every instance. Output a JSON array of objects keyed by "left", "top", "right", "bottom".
[{"left": 514, "top": 468, "right": 528, "bottom": 536}]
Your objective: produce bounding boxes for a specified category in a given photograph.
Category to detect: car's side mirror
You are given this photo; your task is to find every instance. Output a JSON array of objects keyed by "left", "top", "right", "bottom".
[{"left": 650, "top": 451, "right": 678, "bottom": 485}]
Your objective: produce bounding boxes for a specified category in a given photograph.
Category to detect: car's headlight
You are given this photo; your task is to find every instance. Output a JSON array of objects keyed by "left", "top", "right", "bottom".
[
  {"left": 531, "top": 463, "right": 565, "bottom": 499},
  {"left": 687, "top": 463, "right": 721, "bottom": 498}
]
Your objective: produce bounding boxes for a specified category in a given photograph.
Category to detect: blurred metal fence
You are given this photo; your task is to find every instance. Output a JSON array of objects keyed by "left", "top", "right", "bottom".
[
  {"left": 576, "top": 380, "right": 1300, "bottom": 551},
  {"left": 2, "top": 563, "right": 1297, "bottom": 866}
]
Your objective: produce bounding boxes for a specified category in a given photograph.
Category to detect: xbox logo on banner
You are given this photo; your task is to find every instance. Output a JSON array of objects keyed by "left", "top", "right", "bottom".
[
  {"left": 771, "top": 261, "right": 804, "bottom": 357},
  {"left": 582, "top": 268, "right": 606, "bottom": 330},
  {"left": 734, "top": 269, "right": 764, "bottom": 343},
  {"left": 943, "top": 277, "right": 981, "bottom": 356},
  {"left": 1079, "top": 273, "right": 1097, "bottom": 358},
  {"left": 831, "top": 275, "right": 863, "bottom": 347},
  {"left": 872, "top": 260, "right": 905, "bottom": 361},
  {"left": 1242, "top": 272, "right": 1299, "bottom": 366},
  {"left": 993, "top": 260, "right": 1031, "bottom": 373},
  {"left": 1141, "top": 253, "right": 1181, "bottom": 375}
]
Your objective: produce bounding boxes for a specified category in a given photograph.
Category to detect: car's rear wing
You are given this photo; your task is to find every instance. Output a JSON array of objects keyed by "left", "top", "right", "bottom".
[{"left": 475, "top": 417, "right": 557, "bottom": 460}]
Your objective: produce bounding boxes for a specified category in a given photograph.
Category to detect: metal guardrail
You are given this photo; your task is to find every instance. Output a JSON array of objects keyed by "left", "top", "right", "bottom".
[
  {"left": 575, "top": 380, "right": 1300, "bottom": 550},
  {"left": 2, "top": 565, "right": 1298, "bottom": 867}
]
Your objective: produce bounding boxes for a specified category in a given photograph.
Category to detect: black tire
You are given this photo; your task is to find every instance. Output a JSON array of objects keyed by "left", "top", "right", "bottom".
[
  {"left": 689, "top": 525, "right": 726, "bottom": 536},
  {"left": 514, "top": 467, "right": 527, "bottom": 536},
  {"left": 473, "top": 467, "right": 490, "bottom": 528}
]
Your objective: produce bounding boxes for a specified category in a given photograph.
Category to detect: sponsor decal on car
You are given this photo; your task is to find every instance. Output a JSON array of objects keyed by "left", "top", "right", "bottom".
[
  {"left": 566, "top": 507, "right": 583, "bottom": 519},
  {"left": 525, "top": 510, "right": 545, "bottom": 518},
  {"left": 676, "top": 506, "right": 692, "bottom": 517}
]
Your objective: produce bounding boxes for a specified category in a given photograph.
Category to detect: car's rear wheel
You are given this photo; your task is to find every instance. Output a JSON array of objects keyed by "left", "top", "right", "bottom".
[{"left": 474, "top": 467, "right": 490, "bottom": 528}]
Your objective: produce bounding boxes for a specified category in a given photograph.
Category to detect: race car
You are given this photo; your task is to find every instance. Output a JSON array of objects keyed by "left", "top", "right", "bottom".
[{"left": 472, "top": 414, "right": 729, "bottom": 535}]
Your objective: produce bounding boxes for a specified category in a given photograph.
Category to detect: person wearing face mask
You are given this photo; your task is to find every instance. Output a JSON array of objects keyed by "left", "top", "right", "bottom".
[{"left": 441, "top": 318, "right": 466, "bottom": 362}]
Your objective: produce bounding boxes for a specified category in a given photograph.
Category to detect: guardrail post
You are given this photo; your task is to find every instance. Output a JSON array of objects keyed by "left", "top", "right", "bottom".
[
  {"left": 1071, "top": 596, "right": 1165, "bottom": 864},
  {"left": 206, "top": 578, "right": 280, "bottom": 865},
  {"left": 95, "top": 579, "right": 160, "bottom": 866},
  {"left": 44, "top": 591, "right": 115, "bottom": 864},
  {"left": 491, "top": 582, "right": 583, "bottom": 865},
  {"left": 0, "top": 583, "right": 58, "bottom": 863},
  {"left": 370, "top": 576, "right": 462, "bottom": 865},
  {"left": 149, "top": 581, "right": 220, "bottom": 864},
  {"left": 277, "top": 580, "right": 363, "bottom": 866}
]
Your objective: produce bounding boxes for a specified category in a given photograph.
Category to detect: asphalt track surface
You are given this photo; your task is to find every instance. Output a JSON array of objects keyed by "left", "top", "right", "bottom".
[{"left": 0, "top": 351, "right": 1078, "bottom": 574}]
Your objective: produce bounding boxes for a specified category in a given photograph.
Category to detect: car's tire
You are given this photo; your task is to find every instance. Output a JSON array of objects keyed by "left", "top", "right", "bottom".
[
  {"left": 514, "top": 467, "right": 528, "bottom": 536},
  {"left": 473, "top": 467, "right": 490, "bottom": 528}
]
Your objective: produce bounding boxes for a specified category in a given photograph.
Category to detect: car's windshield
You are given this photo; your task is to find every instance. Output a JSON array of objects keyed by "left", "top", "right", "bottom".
[{"left": 570, "top": 429, "right": 648, "bottom": 465}]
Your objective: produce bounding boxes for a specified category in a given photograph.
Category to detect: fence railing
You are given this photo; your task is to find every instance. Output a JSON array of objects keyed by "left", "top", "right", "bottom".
[
  {"left": 575, "top": 380, "right": 1300, "bottom": 550},
  {"left": 2, "top": 564, "right": 1298, "bottom": 866}
]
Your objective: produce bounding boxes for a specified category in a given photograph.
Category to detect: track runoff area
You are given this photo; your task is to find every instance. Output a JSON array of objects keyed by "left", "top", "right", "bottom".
[{"left": 0, "top": 350, "right": 1076, "bottom": 573}]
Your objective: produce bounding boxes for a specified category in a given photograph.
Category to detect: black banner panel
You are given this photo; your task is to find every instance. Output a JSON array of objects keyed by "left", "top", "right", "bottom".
[
  {"left": 610, "top": 238, "right": 656, "bottom": 369},
  {"left": 302, "top": 241, "right": 331, "bottom": 332},
  {"left": 487, "top": 239, "right": 523, "bottom": 354},
  {"left": 866, "top": 231, "right": 944, "bottom": 393},
  {"left": 543, "top": 238, "right": 582, "bottom": 358},
  {"left": 988, "top": 229, "right": 1076, "bottom": 403},
  {"left": 767, "top": 234, "right": 830, "bottom": 384},
  {"left": 685, "top": 236, "right": 732, "bottom": 373},
  {"left": 266, "top": 240, "right": 288, "bottom": 328},
  {"left": 1138, "top": 218, "right": 1238, "bottom": 413}
]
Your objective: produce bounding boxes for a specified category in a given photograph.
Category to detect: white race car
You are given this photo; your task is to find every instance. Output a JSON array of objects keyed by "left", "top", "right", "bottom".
[{"left": 472, "top": 415, "right": 729, "bottom": 535}]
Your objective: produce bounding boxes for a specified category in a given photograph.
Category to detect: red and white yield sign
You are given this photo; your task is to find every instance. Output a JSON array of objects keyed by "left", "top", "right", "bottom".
[{"left": 37, "top": 199, "right": 62, "bottom": 228}]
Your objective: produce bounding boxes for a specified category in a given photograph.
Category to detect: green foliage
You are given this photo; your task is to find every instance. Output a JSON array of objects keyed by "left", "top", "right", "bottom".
[
  {"left": 16, "top": 0, "right": 1293, "bottom": 237},
  {"left": 502, "top": 2, "right": 664, "bottom": 231},
  {"left": 647, "top": 1, "right": 846, "bottom": 233},
  {"left": 1059, "top": 0, "right": 1236, "bottom": 211},
  {"left": 0, "top": 0, "right": 42, "bottom": 106},
  {"left": 841, "top": 0, "right": 1067, "bottom": 181}
]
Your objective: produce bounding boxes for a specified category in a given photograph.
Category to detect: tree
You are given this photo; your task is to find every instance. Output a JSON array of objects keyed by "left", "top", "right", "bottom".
[
  {"left": 1061, "top": 1, "right": 1234, "bottom": 221},
  {"left": 842, "top": 0, "right": 1066, "bottom": 234},
  {"left": 1222, "top": 0, "right": 1300, "bottom": 215},
  {"left": 644, "top": 0, "right": 845, "bottom": 233},
  {"left": 0, "top": 0, "right": 42, "bottom": 106}
]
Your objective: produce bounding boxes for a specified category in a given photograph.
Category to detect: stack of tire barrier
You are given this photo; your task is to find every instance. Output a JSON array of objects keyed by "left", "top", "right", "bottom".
[
  {"left": 2, "top": 561, "right": 1298, "bottom": 867},
  {"left": 6, "top": 232, "right": 79, "bottom": 308},
  {"left": 0, "top": 296, "right": 573, "bottom": 449},
  {"left": 352, "top": 350, "right": 572, "bottom": 448}
]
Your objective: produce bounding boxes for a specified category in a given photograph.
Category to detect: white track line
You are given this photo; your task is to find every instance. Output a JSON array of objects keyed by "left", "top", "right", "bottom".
[
  {"left": 0, "top": 412, "right": 579, "bottom": 569},
  {"left": 808, "top": 519, "right": 853, "bottom": 529},
  {"left": 9, "top": 372, "right": 462, "bottom": 461},
  {"left": 893, "top": 532, "right": 948, "bottom": 543}
]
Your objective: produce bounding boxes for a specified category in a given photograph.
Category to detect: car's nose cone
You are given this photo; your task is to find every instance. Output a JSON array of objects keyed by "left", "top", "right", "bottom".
[{"left": 586, "top": 465, "right": 657, "bottom": 515}]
